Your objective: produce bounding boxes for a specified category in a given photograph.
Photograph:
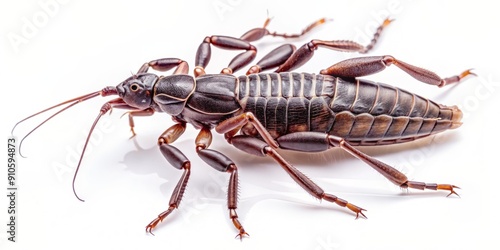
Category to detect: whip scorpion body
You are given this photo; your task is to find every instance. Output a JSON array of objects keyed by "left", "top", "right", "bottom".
[{"left": 13, "top": 17, "right": 473, "bottom": 239}]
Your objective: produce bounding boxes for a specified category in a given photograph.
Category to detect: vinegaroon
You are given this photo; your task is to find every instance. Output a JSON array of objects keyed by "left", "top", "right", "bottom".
[{"left": 12, "top": 16, "right": 473, "bottom": 239}]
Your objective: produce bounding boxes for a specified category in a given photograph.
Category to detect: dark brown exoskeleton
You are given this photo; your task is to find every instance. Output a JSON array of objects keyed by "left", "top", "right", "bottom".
[{"left": 13, "top": 17, "right": 473, "bottom": 239}]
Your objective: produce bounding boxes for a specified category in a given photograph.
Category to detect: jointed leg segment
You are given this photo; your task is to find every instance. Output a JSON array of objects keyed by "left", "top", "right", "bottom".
[
  {"left": 215, "top": 112, "right": 279, "bottom": 148},
  {"left": 195, "top": 16, "right": 392, "bottom": 76},
  {"left": 226, "top": 130, "right": 459, "bottom": 222},
  {"left": 140, "top": 16, "right": 466, "bottom": 238},
  {"left": 264, "top": 145, "right": 367, "bottom": 218},
  {"left": 332, "top": 135, "right": 460, "bottom": 196},
  {"left": 194, "top": 17, "right": 328, "bottom": 77},
  {"left": 195, "top": 127, "right": 249, "bottom": 239},
  {"left": 276, "top": 132, "right": 460, "bottom": 196},
  {"left": 320, "top": 55, "right": 474, "bottom": 87},
  {"left": 138, "top": 58, "right": 189, "bottom": 75},
  {"left": 146, "top": 122, "right": 191, "bottom": 235},
  {"left": 122, "top": 108, "right": 155, "bottom": 137},
  {"left": 146, "top": 124, "right": 251, "bottom": 239},
  {"left": 228, "top": 135, "right": 367, "bottom": 219}
]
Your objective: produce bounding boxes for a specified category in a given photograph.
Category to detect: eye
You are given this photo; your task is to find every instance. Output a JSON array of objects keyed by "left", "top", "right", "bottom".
[{"left": 130, "top": 84, "right": 140, "bottom": 92}]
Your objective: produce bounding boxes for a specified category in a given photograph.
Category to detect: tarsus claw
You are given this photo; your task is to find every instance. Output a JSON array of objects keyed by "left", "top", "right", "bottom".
[
  {"left": 460, "top": 69, "right": 476, "bottom": 79},
  {"left": 356, "top": 209, "right": 368, "bottom": 220},
  {"left": 145, "top": 225, "right": 156, "bottom": 236},
  {"left": 346, "top": 203, "right": 367, "bottom": 219},
  {"left": 445, "top": 185, "right": 461, "bottom": 197},
  {"left": 234, "top": 232, "right": 250, "bottom": 241}
]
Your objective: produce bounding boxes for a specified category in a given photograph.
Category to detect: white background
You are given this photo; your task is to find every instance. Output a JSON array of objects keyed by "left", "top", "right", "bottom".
[{"left": 1, "top": 0, "right": 499, "bottom": 249}]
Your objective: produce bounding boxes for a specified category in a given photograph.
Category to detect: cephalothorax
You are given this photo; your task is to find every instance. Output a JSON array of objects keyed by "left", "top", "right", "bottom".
[{"left": 13, "top": 17, "right": 473, "bottom": 239}]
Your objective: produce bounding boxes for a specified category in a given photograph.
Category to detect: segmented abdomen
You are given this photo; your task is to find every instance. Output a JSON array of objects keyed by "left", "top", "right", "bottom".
[{"left": 237, "top": 72, "right": 462, "bottom": 145}]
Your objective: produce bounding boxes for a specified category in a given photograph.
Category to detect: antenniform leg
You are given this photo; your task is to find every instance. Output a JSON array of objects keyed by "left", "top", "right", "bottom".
[
  {"left": 243, "top": 17, "right": 328, "bottom": 74},
  {"left": 274, "top": 18, "right": 392, "bottom": 73}
]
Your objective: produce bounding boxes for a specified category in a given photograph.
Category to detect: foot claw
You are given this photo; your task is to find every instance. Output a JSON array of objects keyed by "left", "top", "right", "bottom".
[
  {"left": 460, "top": 69, "right": 477, "bottom": 79},
  {"left": 145, "top": 225, "right": 155, "bottom": 236},
  {"left": 145, "top": 218, "right": 161, "bottom": 236},
  {"left": 437, "top": 184, "right": 460, "bottom": 197},
  {"left": 356, "top": 209, "right": 368, "bottom": 220},
  {"left": 346, "top": 203, "right": 367, "bottom": 219},
  {"left": 234, "top": 232, "right": 250, "bottom": 241},
  {"left": 445, "top": 185, "right": 461, "bottom": 197},
  {"left": 129, "top": 128, "right": 137, "bottom": 139}
]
